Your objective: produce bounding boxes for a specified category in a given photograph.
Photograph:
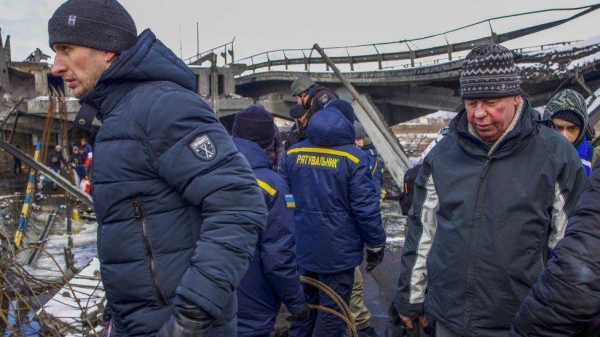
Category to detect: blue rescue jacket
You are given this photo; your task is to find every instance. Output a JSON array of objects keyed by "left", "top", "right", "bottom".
[
  {"left": 233, "top": 138, "right": 306, "bottom": 336},
  {"left": 279, "top": 107, "right": 386, "bottom": 273},
  {"left": 577, "top": 135, "right": 594, "bottom": 176},
  {"left": 80, "top": 30, "right": 267, "bottom": 336}
]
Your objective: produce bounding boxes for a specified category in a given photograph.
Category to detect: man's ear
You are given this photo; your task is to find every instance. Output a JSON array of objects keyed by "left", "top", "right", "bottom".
[
  {"left": 512, "top": 95, "right": 522, "bottom": 106},
  {"left": 105, "top": 51, "right": 118, "bottom": 63}
]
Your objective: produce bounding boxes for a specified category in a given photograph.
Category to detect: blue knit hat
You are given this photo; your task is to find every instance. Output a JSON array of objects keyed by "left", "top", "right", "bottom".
[
  {"left": 49, "top": 0, "right": 137, "bottom": 53},
  {"left": 232, "top": 104, "right": 276, "bottom": 149}
]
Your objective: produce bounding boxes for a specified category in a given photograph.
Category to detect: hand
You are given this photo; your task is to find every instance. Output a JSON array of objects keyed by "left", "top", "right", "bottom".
[
  {"left": 157, "top": 302, "right": 214, "bottom": 337},
  {"left": 379, "top": 189, "right": 387, "bottom": 204},
  {"left": 400, "top": 315, "right": 429, "bottom": 329},
  {"left": 366, "top": 247, "right": 384, "bottom": 272},
  {"left": 286, "top": 305, "right": 311, "bottom": 322}
]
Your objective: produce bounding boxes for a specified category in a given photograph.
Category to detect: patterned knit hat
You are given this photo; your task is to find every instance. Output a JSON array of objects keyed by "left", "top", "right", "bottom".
[
  {"left": 232, "top": 104, "right": 276, "bottom": 149},
  {"left": 460, "top": 44, "right": 521, "bottom": 99},
  {"left": 49, "top": 0, "right": 137, "bottom": 53}
]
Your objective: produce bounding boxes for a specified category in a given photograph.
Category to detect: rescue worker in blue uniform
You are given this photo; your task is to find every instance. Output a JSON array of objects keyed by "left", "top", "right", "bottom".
[
  {"left": 232, "top": 105, "right": 309, "bottom": 337},
  {"left": 280, "top": 99, "right": 386, "bottom": 337}
]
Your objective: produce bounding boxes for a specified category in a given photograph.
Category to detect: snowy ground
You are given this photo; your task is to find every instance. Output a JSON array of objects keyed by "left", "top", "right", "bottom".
[
  {"left": 38, "top": 257, "right": 104, "bottom": 336},
  {"left": 381, "top": 200, "right": 407, "bottom": 250}
]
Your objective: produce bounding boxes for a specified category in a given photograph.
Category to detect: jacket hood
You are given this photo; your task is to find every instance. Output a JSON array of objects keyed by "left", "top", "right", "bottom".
[
  {"left": 543, "top": 89, "right": 592, "bottom": 147},
  {"left": 76, "top": 29, "right": 196, "bottom": 128},
  {"left": 307, "top": 107, "right": 355, "bottom": 147},
  {"left": 233, "top": 137, "right": 271, "bottom": 170}
]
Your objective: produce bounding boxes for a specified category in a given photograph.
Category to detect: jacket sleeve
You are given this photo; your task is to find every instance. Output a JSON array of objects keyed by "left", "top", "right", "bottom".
[
  {"left": 510, "top": 168, "right": 600, "bottom": 336},
  {"left": 348, "top": 155, "right": 386, "bottom": 249},
  {"left": 260, "top": 183, "right": 306, "bottom": 315},
  {"left": 394, "top": 161, "right": 439, "bottom": 318},
  {"left": 278, "top": 152, "right": 290, "bottom": 187},
  {"left": 274, "top": 127, "right": 285, "bottom": 169},
  {"left": 144, "top": 91, "right": 267, "bottom": 319},
  {"left": 548, "top": 140, "right": 589, "bottom": 249}
]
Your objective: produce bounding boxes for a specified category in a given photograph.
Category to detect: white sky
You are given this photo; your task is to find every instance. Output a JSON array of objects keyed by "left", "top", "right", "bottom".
[{"left": 1, "top": 0, "right": 600, "bottom": 65}]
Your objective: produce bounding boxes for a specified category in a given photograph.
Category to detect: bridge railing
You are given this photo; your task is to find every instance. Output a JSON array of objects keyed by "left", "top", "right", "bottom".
[
  {"left": 229, "top": 3, "right": 599, "bottom": 74},
  {"left": 183, "top": 38, "right": 236, "bottom": 66}
]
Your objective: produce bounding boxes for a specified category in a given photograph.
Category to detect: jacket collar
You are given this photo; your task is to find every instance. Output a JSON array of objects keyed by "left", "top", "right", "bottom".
[{"left": 74, "top": 29, "right": 196, "bottom": 130}]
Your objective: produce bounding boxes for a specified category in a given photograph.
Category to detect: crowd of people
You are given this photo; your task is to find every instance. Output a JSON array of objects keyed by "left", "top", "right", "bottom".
[
  {"left": 46, "top": 138, "right": 93, "bottom": 194},
  {"left": 42, "top": 0, "right": 600, "bottom": 336}
]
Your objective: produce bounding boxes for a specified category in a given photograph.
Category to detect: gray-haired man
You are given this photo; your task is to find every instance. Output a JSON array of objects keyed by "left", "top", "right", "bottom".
[{"left": 392, "top": 43, "right": 588, "bottom": 336}]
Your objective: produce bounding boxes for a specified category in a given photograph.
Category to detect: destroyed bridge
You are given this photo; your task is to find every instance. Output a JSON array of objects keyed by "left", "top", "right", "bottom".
[{"left": 2, "top": 3, "right": 600, "bottom": 187}]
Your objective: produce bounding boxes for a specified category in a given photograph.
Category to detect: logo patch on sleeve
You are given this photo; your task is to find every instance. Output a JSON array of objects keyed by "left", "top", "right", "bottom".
[
  {"left": 285, "top": 194, "right": 296, "bottom": 208},
  {"left": 189, "top": 134, "right": 216, "bottom": 161}
]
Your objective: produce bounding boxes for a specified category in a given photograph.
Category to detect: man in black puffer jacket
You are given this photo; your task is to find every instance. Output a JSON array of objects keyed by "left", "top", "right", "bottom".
[
  {"left": 509, "top": 167, "right": 600, "bottom": 336},
  {"left": 48, "top": 1, "right": 267, "bottom": 336},
  {"left": 393, "top": 44, "right": 588, "bottom": 336}
]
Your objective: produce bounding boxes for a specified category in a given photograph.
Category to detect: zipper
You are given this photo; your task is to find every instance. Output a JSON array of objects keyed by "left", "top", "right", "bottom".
[
  {"left": 464, "top": 158, "right": 491, "bottom": 334},
  {"left": 133, "top": 198, "right": 168, "bottom": 306}
]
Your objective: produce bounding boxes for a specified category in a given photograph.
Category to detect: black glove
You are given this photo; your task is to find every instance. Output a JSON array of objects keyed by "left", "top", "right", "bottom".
[
  {"left": 157, "top": 301, "right": 214, "bottom": 337},
  {"left": 366, "top": 247, "right": 384, "bottom": 272},
  {"left": 286, "top": 305, "right": 311, "bottom": 322}
]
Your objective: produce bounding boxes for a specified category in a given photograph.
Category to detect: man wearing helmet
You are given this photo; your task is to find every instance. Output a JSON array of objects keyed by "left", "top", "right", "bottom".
[{"left": 287, "top": 76, "right": 338, "bottom": 148}]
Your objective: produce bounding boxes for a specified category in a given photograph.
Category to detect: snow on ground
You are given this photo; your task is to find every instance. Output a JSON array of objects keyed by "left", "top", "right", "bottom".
[
  {"left": 37, "top": 257, "right": 104, "bottom": 333},
  {"left": 20, "top": 209, "right": 98, "bottom": 282},
  {"left": 381, "top": 200, "right": 406, "bottom": 250}
]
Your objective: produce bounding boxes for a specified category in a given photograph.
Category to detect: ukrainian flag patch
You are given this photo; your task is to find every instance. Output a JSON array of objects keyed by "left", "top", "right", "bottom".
[{"left": 285, "top": 194, "right": 295, "bottom": 208}]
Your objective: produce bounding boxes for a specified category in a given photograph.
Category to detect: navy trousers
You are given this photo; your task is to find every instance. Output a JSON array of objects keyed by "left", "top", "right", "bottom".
[{"left": 289, "top": 267, "right": 354, "bottom": 337}]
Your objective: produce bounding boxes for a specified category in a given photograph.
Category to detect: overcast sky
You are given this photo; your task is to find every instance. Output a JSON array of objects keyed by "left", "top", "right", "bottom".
[{"left": 1, "top": 0, "right": 600, "bottom": 65}]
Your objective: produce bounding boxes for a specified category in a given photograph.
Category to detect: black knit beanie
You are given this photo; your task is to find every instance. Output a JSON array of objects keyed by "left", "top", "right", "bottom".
[
  {"left": 232, "top": 104, "right": 276, "bottom": 149},
  {"left": 48, "top": 0, "right": 137, "bottom": 53},
  {"left": 553, "top": 110, "right": 583, "bottom": 129},
  {"left": 289, "top": 105, "right": 307, "bottom": 119},
  {"left": 460, "top": 43, "right": 521, "bottom": 99},
  {"left": 326, "top": 99, "right": 355, "bottom": 123}
]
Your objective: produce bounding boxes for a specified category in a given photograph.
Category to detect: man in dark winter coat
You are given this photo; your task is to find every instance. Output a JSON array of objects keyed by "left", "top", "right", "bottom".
[
  {"left": 265, "top": 123, "right": 285, "bottom": 170},
  {"left": 48, "top": 1, "right": 267, "bottom": 336},
  {"left": 509, "top": 167, "right": 600, "bottom": 336},
  {"left": 47, "top": 144, "right": 65, "bottom": 173},
  {"left": 286, "top": 76, "right": 338, "bottom": 148},
  {"left": 393, "top": 43, "right": 588, "bottom": 337},
  {"left": 280, "top": 99, "right": 386, "bottom": 337},
  {"left": 232, "top": 105, "right": 309, "bottom": 337},
  {"left": 544, "top": 89, "right": 595, "bottom": 175},
  {"left": 47, "top": 144, "right": 65, "bottom": 188}
]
